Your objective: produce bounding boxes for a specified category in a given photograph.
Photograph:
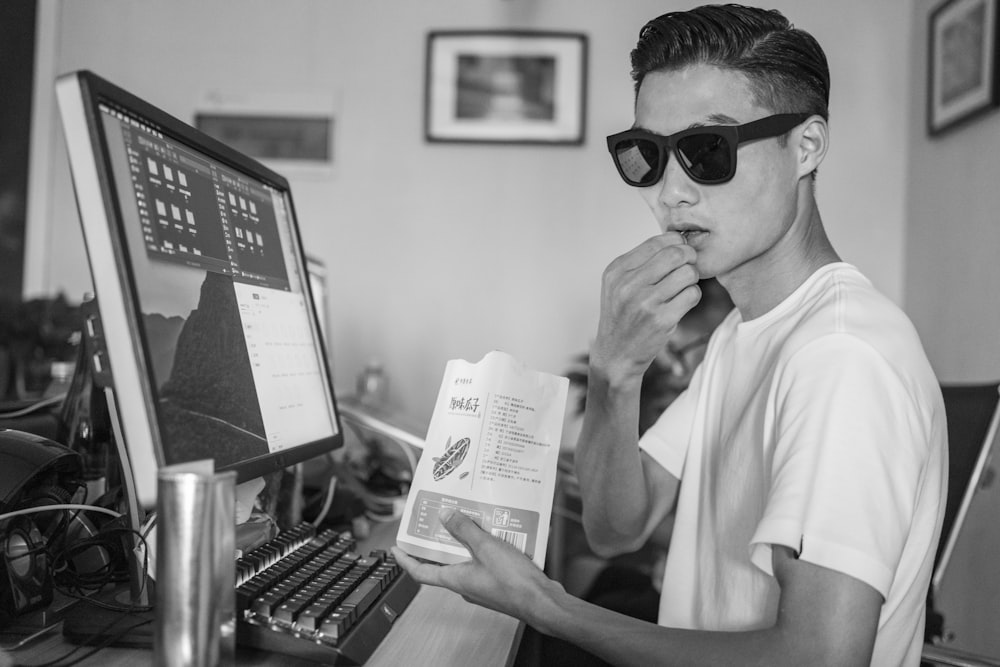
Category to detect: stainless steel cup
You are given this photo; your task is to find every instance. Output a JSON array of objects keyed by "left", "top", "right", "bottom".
[{"left": 154, "top": 467, "right": 237, "bottom": 667}]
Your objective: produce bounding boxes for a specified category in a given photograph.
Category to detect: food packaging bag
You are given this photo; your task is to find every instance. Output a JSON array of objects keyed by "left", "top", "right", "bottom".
[{"left": 396, "top": 350, "right": 569, "bottom": 568}]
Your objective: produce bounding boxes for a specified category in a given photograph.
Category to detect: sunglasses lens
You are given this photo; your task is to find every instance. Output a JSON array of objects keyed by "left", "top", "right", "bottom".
[
  {"left": 677, "top": 133, "right": 732, "bottom": 182},
  {"left": 613, "top": 138, "right": 662, "bottom": 186}
]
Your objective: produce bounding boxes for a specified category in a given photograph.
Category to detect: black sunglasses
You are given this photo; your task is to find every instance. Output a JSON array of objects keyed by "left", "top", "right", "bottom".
[{"left": 607, "top": 113, "right": 811, "bottom": 187}]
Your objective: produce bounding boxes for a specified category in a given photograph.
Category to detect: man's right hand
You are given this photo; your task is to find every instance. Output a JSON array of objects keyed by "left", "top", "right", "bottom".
[{"left": 590, "top": 231, "right": 701, "bottom": 387}]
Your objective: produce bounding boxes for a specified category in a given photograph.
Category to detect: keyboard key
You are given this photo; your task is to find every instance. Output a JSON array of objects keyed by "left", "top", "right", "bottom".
[
  {"left": 251, "top": 591, "right": 286, "bottom": 616},
  {"left": 273, "top": 603, "right": 298, "bottom": 625},
  {"left": 318, "top": 611, "right": 351, "bottom": 642},
  {"left": 341, "top": 578, "right": 380, "bottom": 616},
  {"left": 295, "top": 604, "right": 328, "bottom": 632}
]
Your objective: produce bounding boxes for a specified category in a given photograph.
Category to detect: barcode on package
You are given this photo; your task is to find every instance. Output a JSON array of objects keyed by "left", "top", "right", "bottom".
[
  {"left": 492, "top": 528, "right": 527, "bottom": 553},
  {"left": 406, "top": 490, "right": 540, "bottom": 560}
]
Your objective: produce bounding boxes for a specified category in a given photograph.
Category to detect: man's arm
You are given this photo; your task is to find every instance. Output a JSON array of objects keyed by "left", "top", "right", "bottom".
[
  {"left": 573, "top": 371, "right": 680, "bottom": 556},
  {"left": 573, "top": 232, "right": 697, "bottom": 555},
  {"left": 393, "top": 512, "right": 882, "bottom": 667},
  {"left": 542, "top": 545, "right": 881, "bottom": 667}
]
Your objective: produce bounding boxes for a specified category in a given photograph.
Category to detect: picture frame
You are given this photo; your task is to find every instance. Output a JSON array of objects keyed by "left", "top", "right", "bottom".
[
  {"left": 194, "top": 91, "right": 339, "bottom": 177},
  {"left": 424, "top": 30, "right": 587, "bottom": 145},
  {"left": 928, "top": 0, "right": 1000, "bottom": 135}
]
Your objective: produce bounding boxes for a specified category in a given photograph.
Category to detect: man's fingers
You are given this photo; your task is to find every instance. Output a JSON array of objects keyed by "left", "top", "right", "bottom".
[
  {"left": 652, "top": 262, "right": 701, "bottom": 300},
  {"left": 610, "top": 243, "right": 697, "bottom": 299},
  {"left": 391, "top": 546, "right": 448, "bottom": 586},
  {"left": 439, "top": 508, "right": 490, "bottom": 552},
  {"left": 635, "top": 244, "right": 698, "bottom": 286},
  {"left": 615, "top": 232, "right": 690, "bottom": 271}
]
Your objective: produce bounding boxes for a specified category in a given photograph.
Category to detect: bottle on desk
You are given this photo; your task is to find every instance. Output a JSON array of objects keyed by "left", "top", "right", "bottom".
[
  {"left": 43, "top": 361, "right": 76, "bottom": 399},
  {"left": 356, "top": 359, "right": 389, "bottom": 408}
]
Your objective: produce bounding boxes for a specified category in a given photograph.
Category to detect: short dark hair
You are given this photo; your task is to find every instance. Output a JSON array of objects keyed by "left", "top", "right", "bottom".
[{"left": 630, "top": 4, "right": 830, "bottom": 121}]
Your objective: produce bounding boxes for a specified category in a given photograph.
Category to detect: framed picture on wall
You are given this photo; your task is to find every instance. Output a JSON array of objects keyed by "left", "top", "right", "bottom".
[
  {"left": 194, "top": 91, "right": 339, "bottom": 177},
  {"left": 928, "top": 0, "right": 1000, "bottom": 135},
  {"left": 424, "top": 31, "right": 587, "bottom": 145}
]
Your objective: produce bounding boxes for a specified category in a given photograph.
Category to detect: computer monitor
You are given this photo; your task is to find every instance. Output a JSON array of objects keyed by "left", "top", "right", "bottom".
[
  {"left": 305, "top": 255, "right": 330, "bottom": 348},
  {"left": 55, "top": 70, "right": 342, "bottom": 511}
]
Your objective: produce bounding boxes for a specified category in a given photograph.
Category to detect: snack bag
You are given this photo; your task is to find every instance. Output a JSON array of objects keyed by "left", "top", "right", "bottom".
[{"left": 396, "top": 350, "right": 569, "bottom": 568}]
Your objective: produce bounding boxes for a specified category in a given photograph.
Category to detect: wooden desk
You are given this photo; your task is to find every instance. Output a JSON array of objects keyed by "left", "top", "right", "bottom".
[
  {"left": 3, "top": 521, "right": 524, "bottom": 666},
  {"left": 360, "top": 520, "right": 524, "bottom": 667}
]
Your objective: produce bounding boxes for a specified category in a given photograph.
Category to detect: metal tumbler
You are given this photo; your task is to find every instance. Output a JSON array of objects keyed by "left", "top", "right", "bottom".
[{"left": 154, "top": 467, "right": 237, "bottom": 667}]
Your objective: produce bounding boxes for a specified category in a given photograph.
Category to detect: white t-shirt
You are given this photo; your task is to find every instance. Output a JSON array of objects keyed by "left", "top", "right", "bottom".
[{"left": 639, "top": 263, "right": 947, "bottom": 666}]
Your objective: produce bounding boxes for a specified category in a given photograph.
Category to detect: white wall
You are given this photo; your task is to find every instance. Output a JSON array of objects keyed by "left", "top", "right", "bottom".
[
  {"left": 905, "top": 0, "right": 1000, "bottom": 383},
  {"left": 27, "top": 0, "right": 912, "bottom": 428}
]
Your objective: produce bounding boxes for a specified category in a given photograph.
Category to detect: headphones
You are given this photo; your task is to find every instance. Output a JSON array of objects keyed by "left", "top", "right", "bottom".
[
  {"left": 2, "top": 515, "right": 52, "bottom": 616},
  {"left": 0, "top": 429, "right": 108, "bottom": 622}
]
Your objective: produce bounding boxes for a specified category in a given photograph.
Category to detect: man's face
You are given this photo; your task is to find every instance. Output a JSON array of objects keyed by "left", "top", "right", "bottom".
[{"left": 633, "top": 65, "right": 804, "bottom": 282}]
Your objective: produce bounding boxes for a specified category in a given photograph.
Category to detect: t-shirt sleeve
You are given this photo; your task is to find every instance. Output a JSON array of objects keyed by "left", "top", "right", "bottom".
[
  {"left": 749, "top": 334, "right": 929, "bottom": 598},
  {"left": 639, "top": 364, "right": 701, "bottom": 479}
]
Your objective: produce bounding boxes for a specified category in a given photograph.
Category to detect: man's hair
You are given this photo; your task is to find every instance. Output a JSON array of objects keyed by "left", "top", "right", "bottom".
[{"left": 630, "top": 4, "right": 830, "bottom": 121}]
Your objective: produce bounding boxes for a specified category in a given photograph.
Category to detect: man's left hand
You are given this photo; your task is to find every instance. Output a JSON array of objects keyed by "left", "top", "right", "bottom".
[{"left": 391, "top": 508, "right": 563, "bottom": 623}]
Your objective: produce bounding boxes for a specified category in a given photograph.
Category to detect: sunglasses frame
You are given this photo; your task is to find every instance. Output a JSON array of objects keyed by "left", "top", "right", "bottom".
[{"left": 606, "top": 112, "right": 812, "bottom": 187}]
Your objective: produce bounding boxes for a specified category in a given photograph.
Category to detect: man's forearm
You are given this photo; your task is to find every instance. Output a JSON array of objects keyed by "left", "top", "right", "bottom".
[
  {"left": 573, "top": 369, "right": 653, "bottom": 555},
  {"left": 529, "top": 584, "right": 791, "bottom": 667},
  {"left": 523, "top": 548, "right": 878, "bottom": 667}
]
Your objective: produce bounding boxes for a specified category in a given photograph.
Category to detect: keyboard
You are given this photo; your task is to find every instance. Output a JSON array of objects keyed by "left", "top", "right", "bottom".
[{"left": 235, "top": 522, "right": 420, "bottom": 665}]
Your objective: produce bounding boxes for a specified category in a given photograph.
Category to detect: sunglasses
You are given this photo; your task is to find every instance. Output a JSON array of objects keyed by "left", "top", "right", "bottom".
[{"left": 607, "top": 113, "right": 811, "bottom": 187}]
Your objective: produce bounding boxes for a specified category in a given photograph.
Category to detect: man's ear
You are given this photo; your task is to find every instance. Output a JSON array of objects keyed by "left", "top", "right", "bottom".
[{"left": 796, "top": 115, "right": 828, "bottom": 179}]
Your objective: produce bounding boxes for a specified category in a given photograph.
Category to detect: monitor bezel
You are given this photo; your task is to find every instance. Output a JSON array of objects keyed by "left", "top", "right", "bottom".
[{"left": 56, "top": 70, "right": 343, "bottom": 510}]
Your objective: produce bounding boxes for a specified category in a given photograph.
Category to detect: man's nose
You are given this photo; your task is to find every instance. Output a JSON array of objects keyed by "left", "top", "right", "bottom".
[{"left": 656, "top": 151, "right": 698, "bottom": 208}]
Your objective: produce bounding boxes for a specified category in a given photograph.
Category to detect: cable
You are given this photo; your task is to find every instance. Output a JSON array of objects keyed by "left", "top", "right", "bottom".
[
  {"left": 59, "top": 619, "right": 153, "bottom": 667},
  {"left": 11, "top": 525, "right": 153, "bottom": 667},
  {"left": 17, "top": 615, "right": 153, "bottom": 667},
  {"left": 0, "top": 393, "right": 66, "bottom": 419},
  {"left": 310, "top": 474, "right": 338, "bottom": 528},
  {"left": 54, "top": 525, "right": 152, "bottom": 613},
  {"left": 139, "top": 511, "right": 157, "bottom": 540},
  {"left": 0, "top": 504, "right": 122, "bottom": 524},
  {"left": 0, "top": 622, "right": 60, "bottom": 651},
  {"left": 52, "top": 526, "right": 128, "bottom": 595}
]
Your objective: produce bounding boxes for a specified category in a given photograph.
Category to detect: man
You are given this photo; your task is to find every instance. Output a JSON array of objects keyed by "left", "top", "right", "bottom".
[{"left": 393, "top": 5, "right": 947, "bottom": 665}]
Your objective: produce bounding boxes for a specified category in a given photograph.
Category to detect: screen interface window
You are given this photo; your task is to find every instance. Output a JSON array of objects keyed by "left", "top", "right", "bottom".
[{"left": 97, "top": 102, "right": 337, "bottom": 468}]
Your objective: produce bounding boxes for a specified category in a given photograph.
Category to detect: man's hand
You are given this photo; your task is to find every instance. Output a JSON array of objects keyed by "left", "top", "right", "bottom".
[
  {"left": 591, "top": 232, "right": 701, "bottom": 386},
  {"left": 391, "top": 508, "right": 563, "bottom": 623}
]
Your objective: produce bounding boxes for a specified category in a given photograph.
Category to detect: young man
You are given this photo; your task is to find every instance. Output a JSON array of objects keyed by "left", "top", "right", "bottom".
[{"left": 393, "top": 5, "right": 947, "bottom": 666}]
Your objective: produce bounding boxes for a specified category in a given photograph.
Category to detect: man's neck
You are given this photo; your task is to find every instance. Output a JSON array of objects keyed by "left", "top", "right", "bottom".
[{"left": 719, "top": 204, "right": 840, "bottom": 322}]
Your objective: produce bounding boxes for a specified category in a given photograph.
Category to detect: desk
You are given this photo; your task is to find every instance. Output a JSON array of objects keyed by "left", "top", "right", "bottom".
[{"left": 4, "top": 520, "right": 524, "bottom": 666}]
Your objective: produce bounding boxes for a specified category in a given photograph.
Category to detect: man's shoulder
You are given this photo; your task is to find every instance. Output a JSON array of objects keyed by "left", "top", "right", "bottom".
[
  {"left": 789, "top": 263, "right": 914, "bottom": 342},
  {"left": 778, "top": 264, "right": 937, "bottom": 384}
]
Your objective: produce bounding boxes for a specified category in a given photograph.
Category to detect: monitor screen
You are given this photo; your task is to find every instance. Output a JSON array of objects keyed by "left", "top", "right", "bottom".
[{"left": 56, "top": 70, "right": 341, "bottom": 510}]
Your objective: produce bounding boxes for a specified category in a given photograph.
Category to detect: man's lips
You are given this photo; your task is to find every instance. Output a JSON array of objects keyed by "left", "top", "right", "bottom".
[{"left": 673, "top": 228, "right": 707, "bottom": 243}]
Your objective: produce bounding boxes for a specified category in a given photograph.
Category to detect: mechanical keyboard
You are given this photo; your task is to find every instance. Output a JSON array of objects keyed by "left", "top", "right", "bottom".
[{"left": 235, "top": 522, "right": 420, "bottom": 665}]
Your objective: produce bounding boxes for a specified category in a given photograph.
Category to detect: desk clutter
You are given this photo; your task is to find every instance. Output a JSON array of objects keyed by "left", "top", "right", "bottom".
[
  {"left": 0, "top": 311, "right": 422, "bottom": 665},
  {"left": 0, "top": 426, "right": 422, "bottom": 665},
  {"left": 0, "top": 292, "right": 420, "bottom": 665}
]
